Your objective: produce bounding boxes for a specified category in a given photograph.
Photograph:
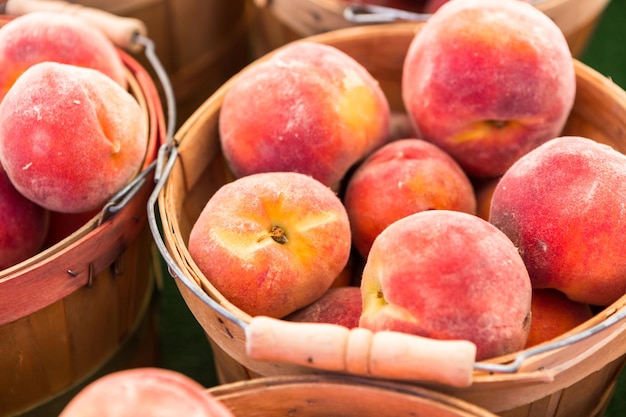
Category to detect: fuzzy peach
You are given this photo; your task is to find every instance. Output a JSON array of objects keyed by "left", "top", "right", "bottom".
[
  {"left": 359, "top": 210, "right": 532, "bottom": 361},
  {"left": 344, "top": 138, "right": 476, "bottom": 258},
  {"left": 0, "top": 164, "right": 49, "bottom": 270},
  {"left": 489, "top": 136, "right": 626, "bottom": 306},
  {"left": 0, "top": 11, "right": 127, "bottom": 102},
  {"left": 59, "top": 368, "right": 235, "bottom": 417},
  {"left": 525, "top": 288, "right": 594, "bottom": 348},
  {"left": 0, "top": 61, "right": 148, "bottom": 214},
  {"left": 285, "top": 286, "right": 362, "bottom": 328},
  {"left": 188, "top": 172, "right": 352, "bottom": 318},
  {"left": 218, "top": 41, "right": 390, "bottom": 188},
  {"left": 402, "top": 0, "right": 576, "bottom": 177}
]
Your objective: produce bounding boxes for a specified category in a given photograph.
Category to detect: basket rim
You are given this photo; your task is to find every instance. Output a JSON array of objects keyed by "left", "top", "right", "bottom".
[{"left": 206, "top": 373, "right": 499, "bottom": 416}]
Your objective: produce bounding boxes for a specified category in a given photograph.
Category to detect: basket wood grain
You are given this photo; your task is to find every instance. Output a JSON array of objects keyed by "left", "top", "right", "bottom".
[
  {"left": 250, "top": 0, "right": 610, "bottom": 58},
  {"left": 156, "top": 23, "right": 626, "bottom": 417},
  {"left": 0, "top": 15, "right": 166, "bottom": 416},
  {"left": 72, "top": 0, "right": 258, "bottom": 125}
]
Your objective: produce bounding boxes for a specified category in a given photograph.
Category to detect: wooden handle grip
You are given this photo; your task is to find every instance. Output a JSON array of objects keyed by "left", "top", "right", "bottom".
[
  {"left": 5, "top": 0, "right": 148, "bottom": 52},
  {"left": 246, "top": 316, "right": 476, "bottom": 387}
]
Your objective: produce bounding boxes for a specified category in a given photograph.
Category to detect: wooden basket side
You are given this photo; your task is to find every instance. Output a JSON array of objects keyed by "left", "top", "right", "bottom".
[
  {"left": 0, "top": 225, "right": 158, "bottom": 416},
  {"left": 253, "top": 0, "right": 610, "bottom": 58},
  {"left": 207, "top": 374, "right": 499, "bottom": 417}
]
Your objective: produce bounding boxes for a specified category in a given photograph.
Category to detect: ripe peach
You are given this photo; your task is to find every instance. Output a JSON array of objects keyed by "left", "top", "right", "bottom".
[
  {"left": 285, "top": 286, "right": 362, "bottom": 329},
  {"left": 59, "top": 368, "right": 235, "bottom": 417},
  {"left": 219, "top": 41, "right": 390, "bottom": 188},
  {"left": 0, "top": 61, "right": 148, "bottom": 214},
  {"left": 489, "top": 136, "right": 626, "bottom": 306},
  {"left": 525, "top": 288, "right": 594, "bottom": 348},
  {"left": 343, "top": 138, "right": 476, "bottom": 258},
  {"left": 188, "top": 172, "right": 352, "bottom": 318},
  {"left": 402, "top": 0, "right": 576, "bottom": 177},
  {"left": 0, "top": 11, "right": 127, "bottom": 102},
  {"left": 0, "top": 164, "right": 49, "bottom": 270},
  {"left": 359, "top": 210, "right": 532, "bottom": 361}
]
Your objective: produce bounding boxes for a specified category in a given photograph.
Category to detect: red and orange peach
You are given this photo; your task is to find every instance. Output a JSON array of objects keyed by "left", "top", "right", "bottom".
[
  {"left": 0, "top": 61, "right": 148, "bottom": 214},
  {"left": 285, "top": 286, "right": 362, "bottom": 329},
  {"left": 359, "top": 209, "right": 532, "bottom": 361},
  {"left": 188, "top": 171, "right": 352, "bottom": 318},
  {"left": 344, "top": 138, "right": 476, "bottom": 257},
  {"left": 402, "top": 0, "right": 576, "bottom": 177},
  {"left": 525, "top": 288, "right": 594, "bottom": 348},
  {"left": 59, "top": 368, "right": 235, "bottom": 417},
  {"left": 219, "top": 41, "right": 390, "bottom": 188},
  {"left": 0, "top": 11, "right": 127, "bottom": 102},
  {"left": 489, "top": 136, "right": 626, "bottom": 306}
]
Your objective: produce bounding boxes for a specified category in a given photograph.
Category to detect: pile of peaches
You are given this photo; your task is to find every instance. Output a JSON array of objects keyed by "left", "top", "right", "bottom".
[
  {"left": 0, "top": 12, "right": 149, "bottom": 270},
  {"left": 188, "top": 0, "right": 626, "bottom": 362}
]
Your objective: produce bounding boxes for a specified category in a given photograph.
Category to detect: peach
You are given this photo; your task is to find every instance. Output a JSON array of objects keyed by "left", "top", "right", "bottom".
[
  {"left": 0, "top": 61, "right": 148, "bottom": 214},
  {"left": 59, "top": 368, "right": 235, "bottom": 417},
  {"left": 0, "top": 11, "right": 127, "bottom": 102},
  {"left": 525, "top": 288, "right": 594, "bottom": 348},
  {"left": 0, "top": 164, "right": 49, "bottom": 270},
  {"left": 489, "top": 136, "right": 626, "bottom": 306},
  {"left": 359, "top": 210, "right": 532, "bottom": 361},
  {"left": 344, "top": 138, "right": 477, "bottom": 258},
  {"left": 285, "top": 286, "right": 362, "bottom": 328},
  {"left": 402, "top": 0, "right": 576, "bottom": 178},
  {"left": 188, "top": 171, "right": 352, "bottom": 318},
  {"left": 218, "top": 41, "right": 390, "bottom": 188}
]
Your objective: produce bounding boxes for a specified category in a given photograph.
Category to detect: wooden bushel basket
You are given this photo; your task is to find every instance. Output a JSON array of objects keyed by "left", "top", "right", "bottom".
[
  {"left": 207, "top": 374, "right": 499, "bottom": 417},
  {"left": 152, "top": 23, "right": 626, "bottom": 417},
  {"left": 250, "top": 0, "right": 610, "bottom": 58},
  {"left": 0, "top": 12, "right": 166, "bottom": 417}
]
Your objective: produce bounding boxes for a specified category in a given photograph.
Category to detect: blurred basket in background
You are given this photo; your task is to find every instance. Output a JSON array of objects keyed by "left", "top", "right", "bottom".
[
  {"left": 208, "top": 374, "right": 499, "bottom": 417},
  {"left": 250, "top": 0, "right": 610, "bottom": 58},
  {"left": 0, "top": 12, "right": 166, "bottom": 416},
  {"left": 74, "top": 0, "right": 259, "bottom": 125},
  {"left": 153, "top": 23, "right": 626, "bottom": 417}
]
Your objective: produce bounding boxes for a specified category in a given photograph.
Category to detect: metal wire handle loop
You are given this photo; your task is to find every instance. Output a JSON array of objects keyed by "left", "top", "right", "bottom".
[
  {"left": 132, "top": 33, "right": 178, "bottom": 183},
  {"left": 343, "top": 0, "right": 549, "bottom": 24},
  {"left": 343, "top": 4, "right": 431, "bottom": 23},
  {"left": 145, "top": 144, "right": 247, "bottom": 329}
]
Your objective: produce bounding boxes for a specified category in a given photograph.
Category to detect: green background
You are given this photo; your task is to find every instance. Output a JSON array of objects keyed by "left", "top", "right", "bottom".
[{"left": 154, "top": 0, "right": 626, "bottom": 415}]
